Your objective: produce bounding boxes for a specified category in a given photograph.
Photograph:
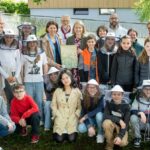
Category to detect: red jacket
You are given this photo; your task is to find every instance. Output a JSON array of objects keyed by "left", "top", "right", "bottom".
[{"left": 10, "top": 95, "right": 39, "bottom": 123}]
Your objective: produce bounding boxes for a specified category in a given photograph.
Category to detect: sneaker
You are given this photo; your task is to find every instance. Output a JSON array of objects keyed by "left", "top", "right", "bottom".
[
  {"left": 134, "top": 138, "right": 141, "bottom": 148},
  {"left": 96, "top": 134, "right": 104, "bottom": 143},
  {"left": 0, "top": 147, "right": 3, "bottom": 150},
  {"left": 31, "top": 135, "right": 39, "bottom": 144},
  {"left": 21, "top": 127, "right": 28, "bottom": 137}
]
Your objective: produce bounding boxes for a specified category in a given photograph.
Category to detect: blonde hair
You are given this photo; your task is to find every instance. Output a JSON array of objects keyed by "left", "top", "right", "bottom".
[
  {"left": 72, "top": 20, "right": 86, "bottom": 36},
  {"left": 138, "top": 37, "right": 150, "bottom": 64}
]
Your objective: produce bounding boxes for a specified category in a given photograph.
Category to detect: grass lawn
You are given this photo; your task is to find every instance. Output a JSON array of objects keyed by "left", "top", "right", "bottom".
[{"left": 0, "top": 128, "right": 150, "bottom": 150}]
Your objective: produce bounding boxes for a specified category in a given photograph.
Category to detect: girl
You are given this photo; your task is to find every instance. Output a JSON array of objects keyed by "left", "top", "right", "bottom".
[
  {"left": 130, "top": 80, "right": 150, "bottom": 147},
  {"left": 111, "top": 35, "right": 137, "bottom": 92},
  {"left": 21, "top": 34, "right": 48, "bottom": 121},
  {"left": 41, "top": 21, "right": 62, "bottom": 69},
  {"left": 135, "top": 37, "right": 150, "bottom": 86},
  {"left": 78, "top": 34, "right": 98, "bottom": 82},
  {"left": 103, "top": 85, "right": 130, "bottom": 150},
  {"left": 51, "top": 69, "right": 82, "bottom": 143},
  {"left": 0, "top": 29, "right": 21, "bottom": 104},
  {"left": 78, "top": 79, "right": 104, "bottom": 143},
  {"left": 96, "top": 25, "right": 108, "bottom": 50},
  {"left": 43, "top": 67, "right": 59, "bottom": 131},
  {"left": 17, "top": 22, "right": 36, "bottom": 53}
]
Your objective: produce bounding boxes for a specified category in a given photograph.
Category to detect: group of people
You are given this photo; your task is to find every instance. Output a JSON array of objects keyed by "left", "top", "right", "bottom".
[{"left": 0, "top": 12, "right": 150, "bottom": 150}]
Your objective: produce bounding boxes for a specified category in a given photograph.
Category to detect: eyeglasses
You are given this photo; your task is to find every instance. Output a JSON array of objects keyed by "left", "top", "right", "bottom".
[{"left": 14, "top": 90, "right": 24, "bottom": 94}]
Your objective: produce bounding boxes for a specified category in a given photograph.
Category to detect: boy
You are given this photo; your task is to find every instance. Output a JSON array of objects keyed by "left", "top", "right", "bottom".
[
  {"left": 10, "top": 84, "right": 40, "bottom": 144},
  {"left": 102, "top": 85, "right": 130, "bottom": 150},
  {"left": 130, "top": 80, "right": 150, "bottom": 147}
]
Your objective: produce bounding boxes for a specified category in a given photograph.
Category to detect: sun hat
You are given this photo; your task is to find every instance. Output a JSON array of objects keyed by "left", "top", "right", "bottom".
[
  {"left": 104, "top": 32, "right": 119, "bottom": 41},
  {"left": 26, "top": 34, "right": 38, "bottom": 42},
  {"left": 111, "top": 85, "right": 124, "bottom": 92},
  {"left": 4, "top": 29, "right": 15, "bottom": 36},
  {"left": 142, "top": 80, "right": 150, "bottom": 88},
  {"left": 47, "top": 67, "right": 59, "bottom": 75},
  {"left": 87, "top": 79, "right": 99, "bottom": 86}
]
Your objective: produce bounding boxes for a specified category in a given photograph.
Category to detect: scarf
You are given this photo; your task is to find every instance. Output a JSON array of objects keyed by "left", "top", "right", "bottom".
[{"left": 61, "top": 26, "right": 71, "bottom": 39}]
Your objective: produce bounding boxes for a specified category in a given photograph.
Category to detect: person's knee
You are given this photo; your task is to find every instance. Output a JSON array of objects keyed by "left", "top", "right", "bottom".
[
  {"left": 130, "top": 115, "right": 139, "bottom": 124},
  {"left": 96, "top": 112, "right": 103, "bottom": 123},
  {"left": 78, "top": 123, "right": 87, "bottom": 133},
  {"left": 68, "top": 133, "right": 77, "bottom": 142},
  {"left": 102, "top": 119, "right": 113, "bottom": 129},
  {"left": 30, "top": 112, "right": 41, "bottom": 122}
]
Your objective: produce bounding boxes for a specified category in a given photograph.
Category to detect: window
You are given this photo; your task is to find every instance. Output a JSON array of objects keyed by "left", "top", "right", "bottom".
[
  {"left": 99, "top": 9, "right": 115, "bottom": 15},
  {"left": 73, "top": 8, "right": 89, "bottom": 15}
]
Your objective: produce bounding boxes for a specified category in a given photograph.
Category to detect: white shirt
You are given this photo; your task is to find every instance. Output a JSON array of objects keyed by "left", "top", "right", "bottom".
[{"left": 21, "top": 51, "right": 47, "bottom": 83}]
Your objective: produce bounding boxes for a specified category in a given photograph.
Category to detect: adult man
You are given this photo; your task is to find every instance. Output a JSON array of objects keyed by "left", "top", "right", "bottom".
[
  {"left": 108, "top": 13, "right": 127, "bottom": 38},
  {"left": 0, "top": 16, "right": 4, "bottom": 36}
]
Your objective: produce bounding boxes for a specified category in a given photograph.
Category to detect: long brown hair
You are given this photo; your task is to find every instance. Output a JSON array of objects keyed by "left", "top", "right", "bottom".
[
  {"left": 138, "top": 37, "right": 150, "bottom": 64},
  {"left": 117, "top": 35, "right": 136, "bottom": 56},
  {"left": 82, "top": 84, "right": 101, "bottom": 110}
]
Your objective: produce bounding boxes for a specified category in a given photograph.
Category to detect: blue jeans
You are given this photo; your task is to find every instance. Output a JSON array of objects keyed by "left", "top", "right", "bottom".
[
  {"left": 24, "top": 82, "right": 44, "bottom": 120},
  {"left": 0, "top": 123, "right": 15, "bottom": 137},
  {"left": 78, "top": 112, "right": 103, "bottom": 135},
  {"left": 43, "top": 101, "right": 51, "bottom": 129}
]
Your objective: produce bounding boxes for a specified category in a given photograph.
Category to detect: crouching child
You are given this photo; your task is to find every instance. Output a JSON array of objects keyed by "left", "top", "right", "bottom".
[
  {"left": 102, "top": 85, "right": 130, "bottom": 150},
  {"left": 10, "top": 84, "right": 40, "bottom": 143},
  {"left": 130, "top": 80, "right": 150, "bottom": 147}
]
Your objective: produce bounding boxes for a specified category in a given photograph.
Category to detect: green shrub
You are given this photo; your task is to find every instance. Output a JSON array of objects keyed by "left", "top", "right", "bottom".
[{"left": 16, "top": 2, "right": 30, "bottom": 15}]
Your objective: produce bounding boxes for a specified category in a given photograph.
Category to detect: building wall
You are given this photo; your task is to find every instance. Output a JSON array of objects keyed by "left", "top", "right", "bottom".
[
  {"left": 30, "top": 8, "right": 140, "bottom": 22},
  {"left": 28, "top": 0, "right": 138, "bottom": 8}
]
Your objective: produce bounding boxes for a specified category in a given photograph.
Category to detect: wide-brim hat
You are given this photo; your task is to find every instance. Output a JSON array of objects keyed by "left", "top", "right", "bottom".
[
  {"left": 111, "top": 85, "right": 124, "bottom": 92},
  {"left": 87, "top": 79, "right": 99, "bottom": 86},
  {"left": 3, "top": 29, "right": 16, "bottom": 36},
  {"left": 47, "top": 67, "right": 59, "bottom": 75},
  {"left": 17, "top": 22, "right": 35, "bottom": 30},
  {"left": 103, "top": 32, "right": 119, "bottom": 41},
  {"left": 138, "top": 80, "right": 150, "bottom": 90},
  {"left": 26, "top": 34, "right": 38, "bottom": 42}
]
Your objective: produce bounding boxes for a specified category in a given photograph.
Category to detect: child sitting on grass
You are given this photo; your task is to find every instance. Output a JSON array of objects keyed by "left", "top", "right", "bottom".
[
  {"left": 10, "top": 84, "right": 40, "bottom": 144},
  {"left": 102, "top": 85, "right": 130, "bottom": 150}
]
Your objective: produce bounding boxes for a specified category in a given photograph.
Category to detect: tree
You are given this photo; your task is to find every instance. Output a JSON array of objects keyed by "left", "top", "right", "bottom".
[{"left": 135, "top": 0, "right": 150, "bottom": 21}]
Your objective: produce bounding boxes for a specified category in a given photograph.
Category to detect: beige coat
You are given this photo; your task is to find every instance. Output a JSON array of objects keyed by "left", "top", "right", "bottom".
[
  {"left": 41, "top": 34, "right": 62, "bottom": 67},
  {"left": 51, "top": 88, "right": 82, "bottom": 135}
]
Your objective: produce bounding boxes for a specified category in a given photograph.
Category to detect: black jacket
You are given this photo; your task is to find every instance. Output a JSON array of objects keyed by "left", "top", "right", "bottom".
[
  {"left": 111, "top": 50, "right": 137, "bottom": 85},
  {"left": 104, "top": 100, "right": 130, "bottom": 139}
]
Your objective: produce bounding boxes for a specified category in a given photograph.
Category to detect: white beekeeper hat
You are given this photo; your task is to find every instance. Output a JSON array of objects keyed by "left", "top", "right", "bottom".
[
  {"left": 4, "top": 29, "right": 15, "bottom": 36},
  {"left": 87, "top": 79, "right": 99, "bottom": 86},
  {"left": 47, "top": 67, "right": 59, "bottom": 75},
  {"left": 26, "top": 34, "right": 38, "bottom": 42},
  {"left": 111, "top": 85, "right": 124, "bottom": 92}
]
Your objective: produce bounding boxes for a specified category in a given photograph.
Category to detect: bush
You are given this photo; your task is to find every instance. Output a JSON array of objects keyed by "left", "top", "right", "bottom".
[{"left": 0, "top": 0, "right": 30, "bottom": 15}]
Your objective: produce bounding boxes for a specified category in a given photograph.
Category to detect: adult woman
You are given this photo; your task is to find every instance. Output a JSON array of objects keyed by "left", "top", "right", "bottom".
[
  {"left": 51, "top": 69, "right": 82, "bottom": 143},
  {"left": 42, "top": 21, "right": 62, "bottom": 69}
]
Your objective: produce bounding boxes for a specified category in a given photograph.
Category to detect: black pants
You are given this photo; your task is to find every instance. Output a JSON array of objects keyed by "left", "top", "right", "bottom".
[
  {"left": 53, "top": 132, "right": 77, "bottom": 143},
  {"left": 16, "top": 112, "right": 40, "bottom": 136}
]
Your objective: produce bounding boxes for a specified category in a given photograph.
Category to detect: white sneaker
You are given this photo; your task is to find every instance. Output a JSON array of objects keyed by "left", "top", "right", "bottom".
[
  {"left": 96, "top": 134, "right": 104, "bottom": 143},
  {"left": 0, "top": 147, "right": 3, "bottom": 150}
]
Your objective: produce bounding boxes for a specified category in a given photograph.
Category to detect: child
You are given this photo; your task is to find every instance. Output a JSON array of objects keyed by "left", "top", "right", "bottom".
[
  {"left": 130, "top": 80, "right": 150, "bottom": 147},
  {"left": 10, "top": 84, "right": 40, "bottom": 144},
  {"left": 103, "top": 85, "right": 130, "bottom": 150},
  {"left": 0, "top": 96, "right": 15, "bottom": 137},
  {"left": 0, "top": 29, "right": 21, "bottom": 105},
  {"left": 78, "top": 79, "right": 104, "bottom": 143},
  {"left": 51, "top": 69, "right": 82, "bottom": 143},
  {"left": 43, "top": 67, "right": 59, "bottom": 131},
  {"left": 96, "top": 25, "right": 108, "bottom": 50},
  {"left": 78, "top": 34, "right": 98, "bottom": 82},
  {"left": 135, "top": 37, "right": 150, "bottom": 86},
  {"left": 111, "top": 35, "right": 137, "bottom": 92},
  {"left": 97, "top": 32, "right": 118, "bottom": 85},
  {"left": 21, "top": 34, "right": 48, "bottom": 122}
]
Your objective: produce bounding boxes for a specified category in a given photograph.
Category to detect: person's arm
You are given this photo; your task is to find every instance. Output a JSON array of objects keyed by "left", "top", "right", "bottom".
[
  {"left": 15, "top": 49, "right": 21, "bottom": 80},
  {"left": 21, "top": 96, "right": 39, "bottom": 119},
  {"left": 75, "top": 89, "right": 82, "bottom": 118},
  {"left": 42, "top": 52, "right": 49, "bottom": 75},
  {"left": 134, "top": 61, "right": 140, "bottom": 87},
  {"left": 87, "top": 96, "right": 104, "bottom": 118},
  {"left": 117, "top": 104, "right": 130, "bottom": 139},
  {"left": 111, "top": 54, "right": 118, "bottom": 84}
]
